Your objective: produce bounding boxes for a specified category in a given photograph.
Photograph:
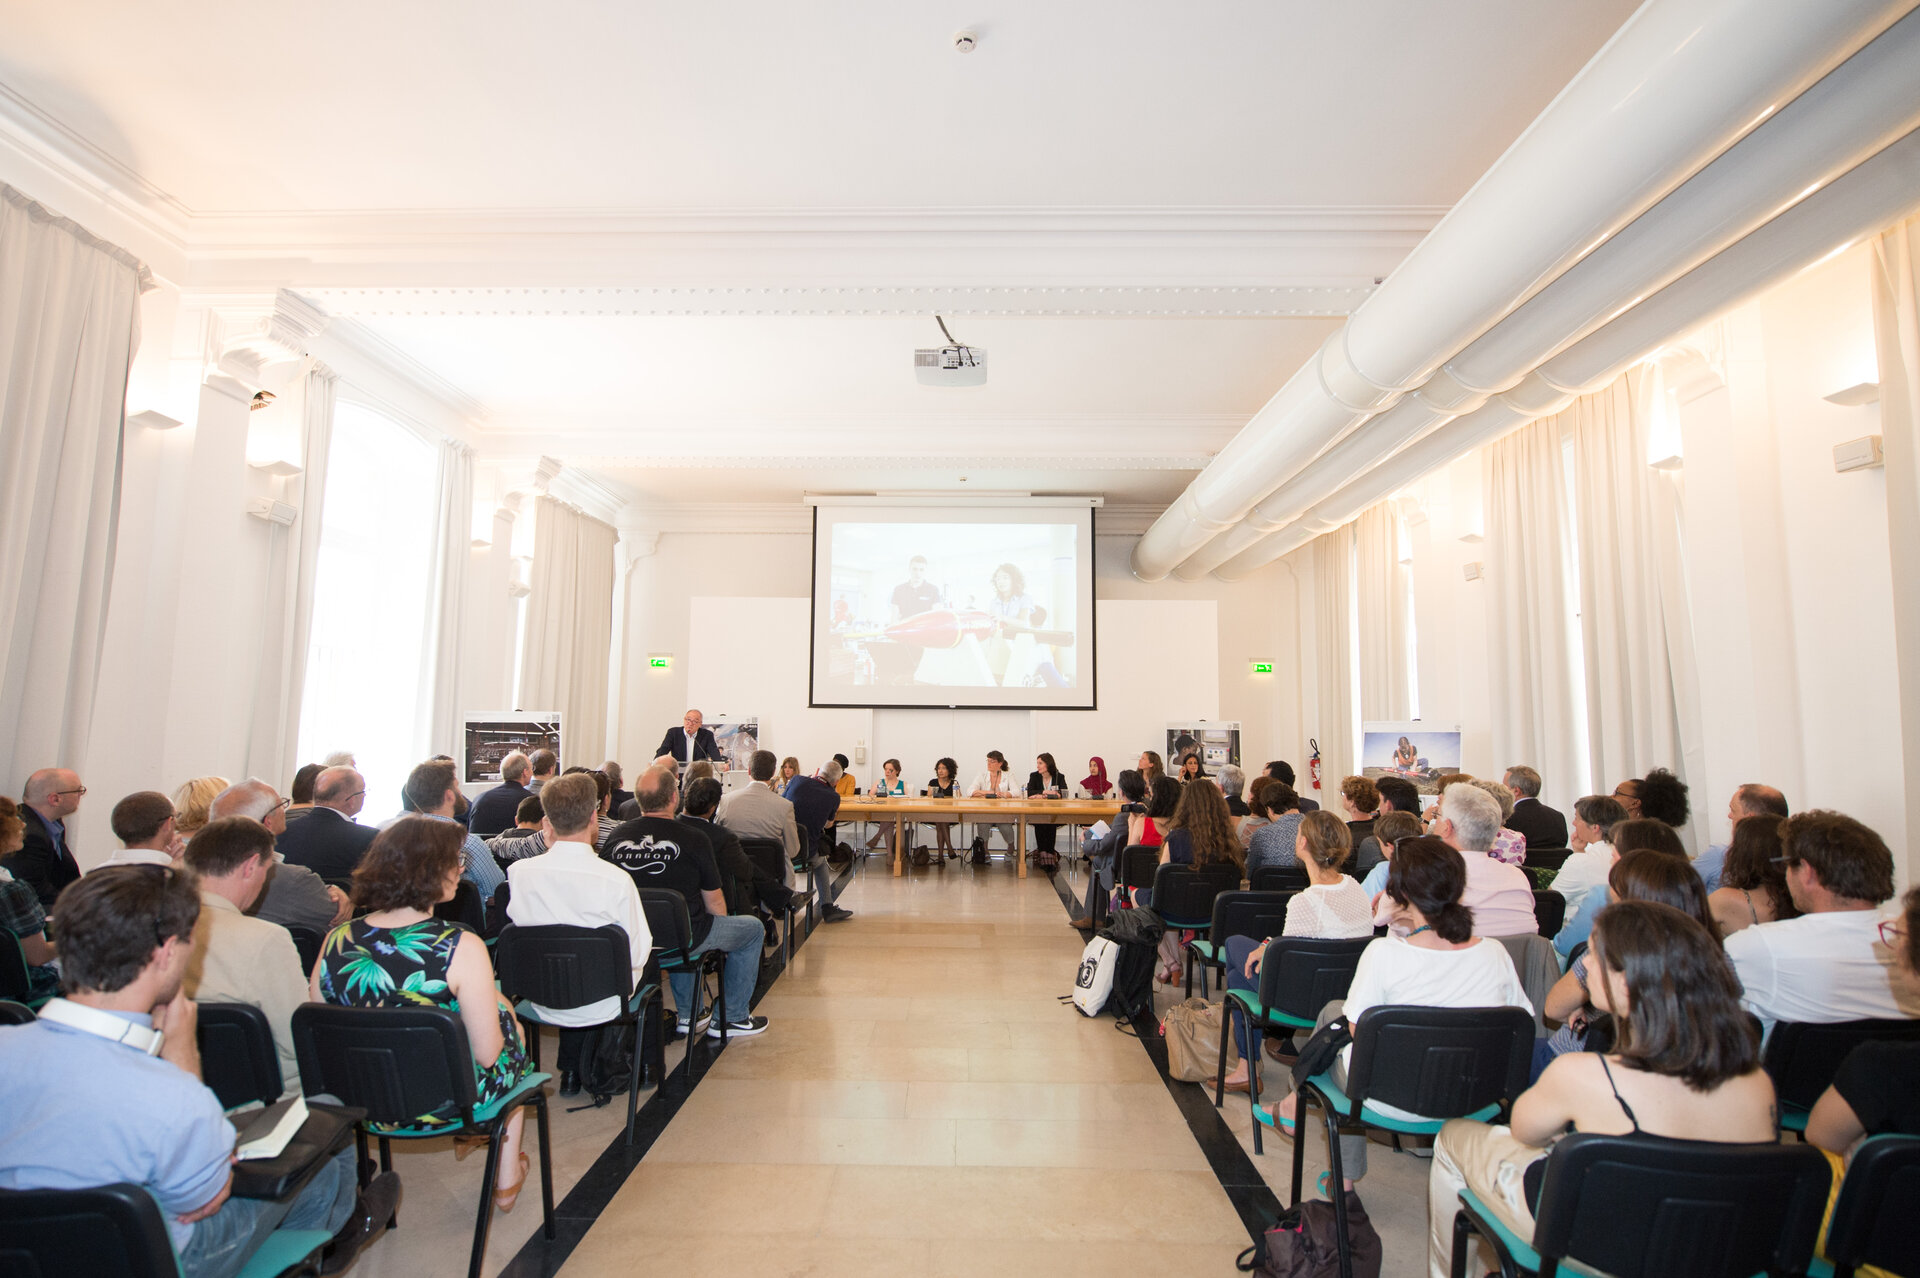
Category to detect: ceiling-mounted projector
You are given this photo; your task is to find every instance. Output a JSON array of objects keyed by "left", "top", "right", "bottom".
[{"left": 915, "top": 316, "right": 986, "bottom": 387}]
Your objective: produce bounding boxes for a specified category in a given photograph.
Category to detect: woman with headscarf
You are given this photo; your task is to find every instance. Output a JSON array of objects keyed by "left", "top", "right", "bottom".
[{"left": 1081, "top": 756, "right": 1112, "bottom": 799}]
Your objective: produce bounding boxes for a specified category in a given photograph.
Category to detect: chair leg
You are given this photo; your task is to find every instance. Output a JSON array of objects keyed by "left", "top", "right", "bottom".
[
  {"left": 1214, "top": 1004, "right": 1232, "bottom": 1107},
  {"left": 1251, "top": 1032, "right": 1267, "bottom": 1158},
  {"left": 1322, "top": 1097, "right": 1352, "bottom": 1278},
  {"left": 468, "top": 1129, "right": 504, "bottom": 1278},
  {"left": 1286, "top": 1083, "right": 1308, "bottom": 1201},
  {"left": 520, "top": 1017, "right": 540, "bottom": 1070},
  {"left": 534, "top": 1093, "right": 555, "bottom": 1239},
  {"left": 1183, "top": 949, "right": 1193, "bottom": 1000},
  {"left": 1450, "top": 1208, "right": 1474, "bottom": 1278},
  {"left": 625, "top": 1014, "right": 645, "bottom": 1146}
]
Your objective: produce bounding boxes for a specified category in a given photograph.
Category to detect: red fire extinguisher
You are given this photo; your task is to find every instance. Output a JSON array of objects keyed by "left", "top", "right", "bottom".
[{"left": 1308, "top": 739, "right": 1322, "bottom": 792}]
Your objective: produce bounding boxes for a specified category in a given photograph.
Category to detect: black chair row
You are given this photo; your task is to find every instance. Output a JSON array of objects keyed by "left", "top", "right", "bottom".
[
  {"left": 1764, "top": 1015, "right": 1920, "bottom": 1133},
  {"left": 739, "top": 836, "right": 816, "bottom": 967}
]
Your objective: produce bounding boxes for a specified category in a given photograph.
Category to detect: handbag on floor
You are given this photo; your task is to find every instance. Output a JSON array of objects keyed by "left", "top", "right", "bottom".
[
  {"left": 969, "top": 834, "right": 989, "bottom": 865},
  {"left": 1160, "top": 996, "right": 1235, "bottom": 1082},
  {"left": 1071, "top": 936, "right": 1119, "bottom": 1016},
  {"left": 1234, "top": 1192, "right": 1383, "bottom": 1278}
]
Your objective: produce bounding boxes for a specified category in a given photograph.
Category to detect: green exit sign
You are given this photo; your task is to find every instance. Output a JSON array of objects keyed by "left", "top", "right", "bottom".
[
  {"left": 1251, "top": 661, "right": 1274, "bottom": 675},
  {"left": 648, "top": 655, "right": 671, "bottom": 669}
]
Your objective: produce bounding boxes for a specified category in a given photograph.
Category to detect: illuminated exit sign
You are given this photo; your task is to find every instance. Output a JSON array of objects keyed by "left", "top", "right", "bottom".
[
  {"left": 1251, "top": 661, "right": 1274, "bottom": 675},
  {"left": 648, "top": 654, "right": 672, "bottom": 670}
]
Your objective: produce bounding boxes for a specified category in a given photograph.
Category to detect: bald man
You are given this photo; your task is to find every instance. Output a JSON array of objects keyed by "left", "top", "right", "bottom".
[
  {"left": 208, "top": 779, "right": 350, "bottom": 935},
  {"left": 1693, "top": 783, "right": 1790, "bottom": 893},
  {"left": 16, "top": 768, "right": 85, "bottom": 909},
  {"left": 276, "top": 766, "right": 378, "bottom": 881}
]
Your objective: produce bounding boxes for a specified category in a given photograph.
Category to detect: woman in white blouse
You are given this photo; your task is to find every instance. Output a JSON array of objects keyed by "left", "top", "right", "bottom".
[{"left": 967, "top": 750, "right": 1017, "bottom": 858}]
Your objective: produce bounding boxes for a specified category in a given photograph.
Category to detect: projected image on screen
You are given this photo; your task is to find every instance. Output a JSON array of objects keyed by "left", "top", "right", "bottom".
[{"left": 811, "top": 505, "right": 1096, "bottom": 710}]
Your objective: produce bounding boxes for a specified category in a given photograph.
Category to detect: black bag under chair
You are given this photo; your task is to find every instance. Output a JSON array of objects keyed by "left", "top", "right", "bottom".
[
  {"left": 1237, "top": 1193, "right": 1384, "bottom": 1278},
  {"left": 1098, "top": 906, "right": 1165, "bottom": 1022}
]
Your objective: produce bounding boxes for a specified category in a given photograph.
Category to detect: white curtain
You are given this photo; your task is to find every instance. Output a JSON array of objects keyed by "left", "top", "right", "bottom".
[
  {"left": 1484, "top": 413, "right": 1584, "bottom": 805},
  {"left": 417, "top": 440, "right": 473, "bottom": 755},
  {"left": 1873, "top": 217, "right": 1920, "bottom": 879},
  {"left": 1355, "top": 500, "right": 1411, "bottom": 721},
  {"left": 1310, "top": 526, "right": 1356, "bottom": 789},
  {"left": 0, "top": 183, "right": 150, "bottom": 790},
  {"left": 1570, "top": 368, "right": 1703, "bottom": 824},
  {"left": 518, "top": 495, "right": 616, "bottom": 768}
]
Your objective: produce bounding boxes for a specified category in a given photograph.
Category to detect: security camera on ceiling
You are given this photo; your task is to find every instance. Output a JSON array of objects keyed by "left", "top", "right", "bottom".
[{"left": 915, "top": 316, "right": 986, "bottom": 387}]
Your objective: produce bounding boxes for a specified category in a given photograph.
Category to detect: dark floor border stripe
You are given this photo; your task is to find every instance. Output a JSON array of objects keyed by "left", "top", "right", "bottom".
[
  {"left": 496, "top": 860, "right": 856, "bottom": 1277},
  {"left": 1049, "top": 857, "right": 1286, "bottom": 1247}
]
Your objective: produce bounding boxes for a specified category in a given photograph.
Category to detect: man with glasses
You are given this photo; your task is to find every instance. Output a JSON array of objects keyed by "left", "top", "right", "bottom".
[
  {"left": 276, "top": 767, "right": 377, "bottom": 882},
  {"left": 16, "top": 768, "right": 87, "bottom": 910},
  {"left": 93, "top": 791, "right": 185, "bottom": 872},
  {"left": 653, "top": 709, "right": 723, "bottom": 771},
  {"left": 208, "top": 780, "right": 349, "bottom": 936}
]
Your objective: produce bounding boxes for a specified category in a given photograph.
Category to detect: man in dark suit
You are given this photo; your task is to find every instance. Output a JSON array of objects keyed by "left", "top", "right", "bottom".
[
  {"left": 654, "top": 709, "right": 724, "bottom": 769},
  {"left": 16, "top": 768, "right": 85, "bottom": 910},
  {"left": 1503, "top": 765, "right": 1569, "bottom": 849},
  {"left": 783, "top": 761, "right": 852, "bottom": 922},
  {"left": 1264, "top": 760, "right": 1320, "bottom": 812},
  {"left": 275, "top": 766, "right": 379, "bottom": 881},
  {"left": 468, "top": 752, "right": 533, "bottom": 838}
]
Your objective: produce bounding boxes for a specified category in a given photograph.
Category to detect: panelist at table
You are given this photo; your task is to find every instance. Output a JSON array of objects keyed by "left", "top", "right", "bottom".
[{"left": 656, "top": 708, "right": 725, "bottom": 769}]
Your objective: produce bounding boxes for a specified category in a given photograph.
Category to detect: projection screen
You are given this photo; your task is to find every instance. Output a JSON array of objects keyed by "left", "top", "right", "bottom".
[{"left": 809, "top": 501, "right": 1096, "bottom": 709}]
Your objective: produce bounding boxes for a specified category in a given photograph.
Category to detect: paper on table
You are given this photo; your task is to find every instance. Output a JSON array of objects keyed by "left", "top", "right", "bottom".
[{"left": 236, "top": 1095, "right": 308, "bottom": 1160}]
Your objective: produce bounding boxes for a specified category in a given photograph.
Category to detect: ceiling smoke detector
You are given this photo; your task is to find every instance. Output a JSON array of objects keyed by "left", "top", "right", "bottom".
[
  {"left": 914, "top": 316, "right": 986, "bottom": 387},
  {"left": 953, "top": 30, "right": 977, "bottom": 53}
]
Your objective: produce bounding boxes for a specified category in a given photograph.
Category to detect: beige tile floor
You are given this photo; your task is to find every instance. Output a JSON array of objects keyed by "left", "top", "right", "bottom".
[{"left": 339, "top": 857, "right": 1439, "bottom": 1277}]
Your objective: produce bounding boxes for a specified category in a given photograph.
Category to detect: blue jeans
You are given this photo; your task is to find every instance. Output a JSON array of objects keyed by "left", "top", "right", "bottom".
[
  {"left": 668, "top": 913, "right": 766, "bottom": 1025},
  {"left": 1225, "top": 935, "right": 1261, "bottom": 1060},
  {"left": 177, "top": 1147, "right": 356, "bottom": 1278}
]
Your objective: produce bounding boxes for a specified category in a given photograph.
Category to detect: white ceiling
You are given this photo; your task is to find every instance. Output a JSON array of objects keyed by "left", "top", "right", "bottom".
[{"left": 0, "top": 1, "right": 1642, "bottom": 515}]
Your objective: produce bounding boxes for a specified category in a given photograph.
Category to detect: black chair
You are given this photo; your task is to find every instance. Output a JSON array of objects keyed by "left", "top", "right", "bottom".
[
  {"left": 740, "top": 836, "right": 816, "bottom": 965},
  {"left": 434, "top": 879, "right": 487, "bottom": 934},
  {"left": 1147, "top": 863, "right": 1246, "bottom": 996},
  {"left": 1763, "top": 1017, "right": 1920, "bottom": 1133},
  {"left": 1532, "top": 890, "right": 1565, "bottom": 940},
  {"left": 1522, "top": 846, "right": 1574, "bottom": 872},
  {"left": 0, "top": 928, "right": 49, "bottom": 1010},
  {"left": 637, "top": 888, "right": 732, "bottom": 1061},
  {"left": 1251, "top": 865, "right": 1311, "bottom": 893},
  {"left": 1117, "top": 845, "right": 1160, "bottom": 908},
  {"left": 291, "top": 1004, "right": 554, "bottom": 1278},
  {"left": 1187, "top": 890, "right": 1295, "bottom": 998},
  {"left": 197, "top": 1002, "right": 283, "bottom": 1111},
  {"left": 1293, "top": 1005, "right": 1533, "bottom": 1278},
  {"left": 1817, "top": 1133, "right": 1920, "bottom": 1278},
  {"left": 0, "top": 1181, "right": 330, "bottom": 1278},
  {"left": 1451, "top": 1131, "right": 1833, "bottom": 1278},
  {"left": 494, "top": 923, "right": 665, "bottom": 1145},
  {"left": 285, "top": 925, "right": 323, "bottom": 979},
  {"left": 0, "top": 999, "right": 35, "bottom": 1025},
  {"left": 1217, "top": 935, "right": 1372, "bottom": 1153}
]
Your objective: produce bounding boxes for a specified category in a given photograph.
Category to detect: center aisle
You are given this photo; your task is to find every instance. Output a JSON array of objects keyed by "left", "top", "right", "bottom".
[{"left": 557, "top": 864, "right": 1252, "bottom": 1275}]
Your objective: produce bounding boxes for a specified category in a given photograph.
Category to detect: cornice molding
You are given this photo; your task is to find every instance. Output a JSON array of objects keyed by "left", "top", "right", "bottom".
[
  {"left": 551, "top": 452, "right": 1213, "bottom": 473},
  {"left": 310, "top": 317, "right": 490, "bottom": 430},
  {"left": 595, "top": 500, "right": 1165, "bottom": 538}
]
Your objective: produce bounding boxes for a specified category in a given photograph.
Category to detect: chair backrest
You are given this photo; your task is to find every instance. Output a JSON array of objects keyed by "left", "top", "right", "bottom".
[
  {"left": 1763, "top": 1018, "right": 1920, "bottom": 1110},
  {"left": 1256, "top": 937, "right": 1372, "bottom": 1023},
  {"left": 1825, "top": 1134, "right": 1920, "bottom": 1275},
  {"left": 637, "top": 888, "right": 695, "bottom": 959},
  {"left": 1250, "top": 865, "right": 1310, "bottom": 893},
  {"left": 1119, "top": 845, "right": 1160, "bottom": 893},
  {"left": 0, "top": 929, "right": 30, "bottom": 1002},
  {"left": 738, "top": 838, "right": 789, "bottom": 883},
  {"left": 285, "top": 925, "right": 323, "bottom": 978},
  {"left": 0, "top": 1000, "right": 33, "bottom": 1026},
  {"left": 1533, "top": 890, "right": 1566, "bottom": 938},
  {"left": 1343, "top": 1004, "right": 1534, "bottom": 1121},
  {"left": 1209, "top": 891, "right": 1296, "bottom": 949},
  {"left": 493, "top": 924, "right": 633, "bottom": 1012},
  {"left": 1524, "top": 846, "right": 1574, "bottom": 872},
  {"left": 1149, "top": 862, "right": 1242, "bottom": 928},
  {"left": 290, "top": 1003, "right": 478, "bottom": 1127},
  {"left": 433, "top": 879, "right": 486, "bottom": 932},
  {"left": 1528, "top": 1131, "right": 1833, "bottom": 1278},
  {"left": 0, "top": 1182, "right": 176, "bottom": 1278},
  {"left": 196, "top": 1001, "right": 284, "bottom": 1111}
]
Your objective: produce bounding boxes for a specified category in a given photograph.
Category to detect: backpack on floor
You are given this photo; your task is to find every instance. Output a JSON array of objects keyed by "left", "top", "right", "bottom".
[
  {"left": 969, "top": 834, "right": 989, "bottom": 865},
  {"left": 1099, "top": 906, "right": 1164, "bottom": 1022},
  {"left": 1235, "top": 1192, "right": 1382, "bottom": 1278},
  {"left": 1071, "top": 936, "right": 1118, "bottom": 1016},
  {"left": 575, "top": 1022, "right": 637, "bottom": 1106}
]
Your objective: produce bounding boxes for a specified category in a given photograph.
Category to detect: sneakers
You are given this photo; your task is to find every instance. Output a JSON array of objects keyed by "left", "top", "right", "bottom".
[
  {"left": 674, "top": 1013, "right": 713, "bottom": 1038},
  {"left": 707, "top": 1015, "right": 770, "bottom": 1038},
  {"left": 823, "top": 905, "right": 854, "bottom": 923}
]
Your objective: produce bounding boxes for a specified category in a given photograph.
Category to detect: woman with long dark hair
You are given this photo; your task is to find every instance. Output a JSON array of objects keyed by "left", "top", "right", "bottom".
[
  {"left": 1708, "top": 813, "right": 1798, "bottom": 937},
  {"left": 1026, "top": 752, "right": 1067, "bottom": 860},
  {"left": 923, "top": 757, "right": 961, "bottom": 861}
]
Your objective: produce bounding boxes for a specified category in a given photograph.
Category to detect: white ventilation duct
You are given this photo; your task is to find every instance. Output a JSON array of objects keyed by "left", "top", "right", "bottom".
[
  {"left": 1131, "top": 0, "right": 1914, "bottom": 582},
  {"left": 1173, "top": 6, "right": 1920, "bottom": 581},
  {"left": 1212, "top": 123, "right": 1920, "bottom": 578}
]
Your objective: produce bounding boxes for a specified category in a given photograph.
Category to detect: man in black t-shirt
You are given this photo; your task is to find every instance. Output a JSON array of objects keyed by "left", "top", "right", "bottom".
[
  {"left": 889, "top": 555, "right": 941, "bottom": 622},
  {"left": 602, "top": 766, "right": 770, "bottom": 1038}
]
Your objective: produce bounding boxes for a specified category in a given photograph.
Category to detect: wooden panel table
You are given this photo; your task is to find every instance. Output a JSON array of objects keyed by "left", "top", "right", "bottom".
[{"left": 837, "top": 796, "right": 1125, "bottom": 877}]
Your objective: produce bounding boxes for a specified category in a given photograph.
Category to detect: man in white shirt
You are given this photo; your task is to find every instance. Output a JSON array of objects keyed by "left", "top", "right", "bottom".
[
  {"left": 1725, "top": 810, "right": 1915, "bottom": 1033},
  {"left": 1546, "top": 794, "right": 1627, "bottom": 917},
  {"left": 717, "top": 750, "right": 801, "bottom": 872},
  {"left": 1426, "top": 782, "right": 1537, "bottom": 938},
  {"left": 93, "top": 791, "right": 184, "bottom": 871},
  {"left": 505, "top": 773, "right": 651, "bottom": 1098}
]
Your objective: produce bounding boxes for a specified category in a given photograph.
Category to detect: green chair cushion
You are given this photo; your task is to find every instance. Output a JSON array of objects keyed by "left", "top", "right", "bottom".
[
  {"left": 1460, "top": 1188, "right": 1543, "bottom": 1273},
  {"left": 1305, "top": 1073, "right": 1501, "bottom": 1135},
  {"left": 1779, "top": 1105, "right": 1810, "bottom": 1133},
  {"left": 1224, "top": 987, "right": 1314, "bottom": 1029},
  {"left": 1187, "top": 940, "right": 1222, "bottom": 963},
  {"left": 374, "top": 1071, "right": 552, "bottom": 1138},
  {"left": 233, "top": 1227, "right": 332, "bottom": 1278}
]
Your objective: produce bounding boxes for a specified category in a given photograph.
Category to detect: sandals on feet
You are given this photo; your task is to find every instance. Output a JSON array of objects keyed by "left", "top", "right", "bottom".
[{"left": 492, "top": 1152, "right": 530, "bottom": 1213}]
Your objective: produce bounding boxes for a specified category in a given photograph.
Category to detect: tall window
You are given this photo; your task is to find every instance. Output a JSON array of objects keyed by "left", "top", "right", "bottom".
[{"left": 297, "top": 401, "right": 438, "bottom": 819}]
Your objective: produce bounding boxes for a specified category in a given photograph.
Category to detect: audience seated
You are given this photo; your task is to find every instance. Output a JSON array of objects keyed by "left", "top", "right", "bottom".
[
  {"left": 0, "top": 866, "right": 381, "bottom": 1278},
  {"left": 1500, "top": 765, "right": 1567, "bottom": 849},
  {"left": 1633, "top": 766, "right": 1690, "bottom": 828},
  {"left": 274, "top": 766, "right": 376, "bottom": 881},
  {"left": 1536, "top": 848, "right": 1718, "bottom": 1078},
  {"left": 207, "top": 779, "right": 350, "bottom": 936},
  {"left": 504, "top": 773, "right": 650, "bottom": 1099},
  {"left": 717, "top": 749, "right": 802, "bottom": 867},
  {"left": 526, "top": 748, "right": 558, "bottom": 794},
  {"left": 94, "top": 790, "right": 184, "bottom": 871},
  {"left": 1707, "top": 812, "right": 1798, "bottom": 938},
  {"left": 467, "top": 751, "right": 533, "bottom": 838},
  {"left": 285, "top": 763, "right": 323, "bottom": 823},
  {"left": 13, "top": 768, "right": 86, "bottom": 910},
  {"left": 1357, "top": 810, "right": 1422, "bottom": 902},
  {"left": 604, "top": 767, "right": 770, "bottom": 1038},
  {"left": 1551, "top": 817, "right": 1688, "bottom": 958},
  {"left": 181, "top": 817, "right": 310, "bottom": 1098},
  {"left": 1544, "top": 795, "right": 1625, "bottom": 917},
  {"left": 1159, "top": 778, "right": 1243, "bottom": 872},
  {"left": 1217, "top": 764, "right": 1249, "bottom": 817},
  {"left": 1469, "top": 777, "right": 1528, "bottom": 866},
  {"left": 1263, "top": 760, "right": 1319, "bottom": 811},
  {"left": 1069, "top": 768, "right": 1146, "bottom": 930},
  {"left": 603, "top": 760, "right": 634, "bottom": 818},
  {"left": 317, "top": 816, "right": 537, "bottom": 1211},
  {"left": 1806, "top": 885, "right": 1920, "bottom": 1154},
  {"left": 1428, "top": 900, "right": 1773, "bottom": 1278},
  {"left": 1358, "top": 776, "right": 1422, "bottom": 873},
  {"left": 1408, "top": 783, "right": 1537, "bottom": 938},
  {"left": 1237, "top": 775, "right": 1276, "bottom": 849},
  {"left": 490, "top": 795, "right": 549, "bottom": 863},
  {"left": 0, "top": 796, "right": 59, "bottom": 1002},
  {"left": 781, "top": 760, "right": 854, "bottom": 923},
  {"left": 1338, "top": 775, "right": 1380, "bottom": 849},
  {"left": 1246, "top": 782, "right": 1304, "bottom": 875},
  {"left": 1138, "top": 750, "right": 1166, "bottom": 788},
  {"left": 1265, "top": 838, "right": 1533, "bottom": 1189},
  {"left": 1695, "top": 782, "right": 1790, "bottom": 893},
  {"left": 401, "top": 760, "right": 505, "bottom": 901},
  {"left": 1723, "top": 810, "right": 1911, "bottom": 1032},
  {"left": 685, "top": 776, "right": 794, "bottom": 928},
  {"left": 171, "top": 775, "right": 228, "bottom": 840}
]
